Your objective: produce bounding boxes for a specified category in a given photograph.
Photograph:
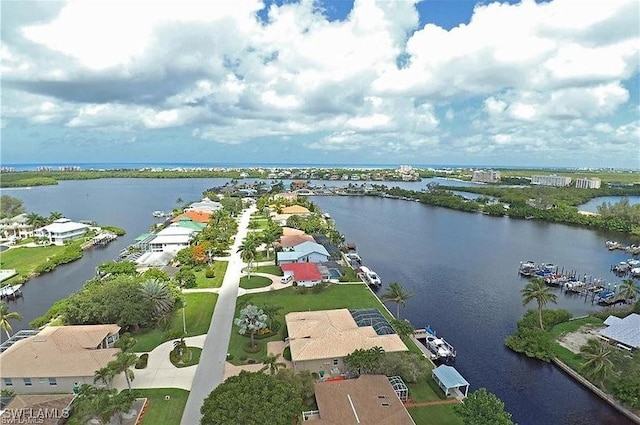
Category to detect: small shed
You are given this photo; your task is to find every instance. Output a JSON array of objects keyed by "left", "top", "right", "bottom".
[{"left": 432, "top": 365, "right": 469, "bottom": 398}]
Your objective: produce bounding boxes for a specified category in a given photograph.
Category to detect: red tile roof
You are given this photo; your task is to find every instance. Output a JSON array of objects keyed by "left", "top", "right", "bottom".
[
  {"left": 281, "top": 262, "right": 322, "bottom": 282},
  {"left": 171, "top": 211, "right": 211, "bottom": 224}
]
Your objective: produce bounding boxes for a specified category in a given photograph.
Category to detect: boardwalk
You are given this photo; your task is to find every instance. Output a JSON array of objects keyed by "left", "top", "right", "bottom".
[{"left": 180, "top": 205, "right": 256, "bottom": 425}]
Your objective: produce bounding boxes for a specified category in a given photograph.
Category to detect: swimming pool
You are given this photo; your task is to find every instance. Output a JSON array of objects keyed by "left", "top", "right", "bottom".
[{"left": 328, "top": 268, "right": 342, "bottom": 279}]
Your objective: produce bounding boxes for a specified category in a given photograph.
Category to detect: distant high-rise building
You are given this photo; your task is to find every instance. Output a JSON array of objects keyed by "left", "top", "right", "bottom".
[
  {"left": 531, "top": 175, "right": 572, "bottom": 187},
  {"left": 575, "top": 177, "right": 601, "bottom": 189},
  {"left": 472, "top": 170, "right": 501, "bottom": 183}
]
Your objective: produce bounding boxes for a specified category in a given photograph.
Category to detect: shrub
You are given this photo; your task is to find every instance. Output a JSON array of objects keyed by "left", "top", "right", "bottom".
[
  {"left": 135, "top": 353, "right": 149, "bottom": 369},
  {"left": 311, "top": 283, "right": 327, "bottom": 294},
  {"left": 239, "top": 354, "right": 247, "bottom": 362},
  {"left": 283, "top": 347, "right": 292, "bottom": 361},
  {"left": 297, "top": 286, "right": 308, "bottom": 295},
  {"left": 244, "top": 343, "right": 262, "bottom": 353},
  {"left": 205, "top": 268, "right": 215, "bottom": 278},
  {"left": 247, "top": 359, "right": 257, "bottom": 364}
]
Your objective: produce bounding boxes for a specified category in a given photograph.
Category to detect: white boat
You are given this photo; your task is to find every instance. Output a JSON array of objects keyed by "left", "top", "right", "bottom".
[
  {"left": 424, "top": 333, "right": 456, "bottom": 362},
  {"left": 152, "top": 211, "right": 165, "bottom": 217},
  {"left": 0, "top": 284, "right": 22, "bottom": 299},
  {"left": 359, "top": 266, "right": 381, "bottom": 286}
]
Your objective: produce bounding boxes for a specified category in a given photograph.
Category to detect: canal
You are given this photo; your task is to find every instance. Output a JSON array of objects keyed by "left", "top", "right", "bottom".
[{"left": 1, "top": 179, "right": 636, "bottom": 424}]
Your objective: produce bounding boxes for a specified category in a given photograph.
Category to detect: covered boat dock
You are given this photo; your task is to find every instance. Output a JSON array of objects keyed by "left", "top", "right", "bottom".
[{"left": 432, "top": 365, "right": 469, "bottom": 399}]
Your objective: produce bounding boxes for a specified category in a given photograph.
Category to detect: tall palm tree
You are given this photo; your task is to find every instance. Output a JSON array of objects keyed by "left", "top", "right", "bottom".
[
  {"left": 238, "top": 236, "right": 258, "bottom": 278},
  {"left": 48, "top": 211, "right": 63, "bottom": 223},
  {"left": 0, "top": 302, "right": 23, "bottom": 339},
  {"left": 261, "top": 354, "right": 286, "bottom": 375},
  {"left": 580, "top": 338, "right": 614, "bottom": 388},
  {"left": 25, "top": 212, "right": 45, "bottom": 228},
  {"left": 619, "top": 278, "right": 638, "bottom": 301},
  {"left": 139, "top": 279, "right": 175, "bottom": 325},
  {"left": 521, "top": 278, "right": 557, "bottom": 330},
  {"left": 380, "top": 282, "right": 414, "bottom": 319},
  {"left": 260, "top": 303, "right": 283, "bottom": 331},
  {"left": 109, "top": 352, "right": 137, "bottom": 391},
  {"left": 261, "top": 222, "right": 282, "bottom": 259}
]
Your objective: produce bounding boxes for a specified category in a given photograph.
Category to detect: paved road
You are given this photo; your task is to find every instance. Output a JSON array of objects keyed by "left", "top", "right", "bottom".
[{"left": 180, "top": 205, "right": 256, "bottom": 425}]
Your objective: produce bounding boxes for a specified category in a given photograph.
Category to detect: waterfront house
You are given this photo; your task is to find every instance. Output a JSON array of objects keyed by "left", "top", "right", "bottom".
[
  {"left": 0, "top": 325, "right": 120, "bottom": 394},
  {"left": 277, "top": 234, "right": 316, "bottom": 250},
  {"left": 598, "top": 313, "right": 640, "bottom": 350},
  {"left": 0, "top": 214, "right": 34, "bottom": 240},
  {"left": 33, "top": 218, "right": 90, "bottom": 245},
  {"left": 281, "top": 205, "right": 311, "bottom": 215},
  {"left": 184, "top": 198, "right": 223, "bottom": 214},
  {"left": 171, "top": 210, "right": 211, "bottom": 224},
  {"left": 306, "top": 374, "right": 415, "bottom": 425},
  {"left": 171, "top": 218, "right": 207, "bottom": 232},
  {"left": 280, "top": 263, "right": 323, "bottom": 287},
  {"left": 277, "top": 241, "right": 330, "bottom": 264},
  {"left": 285, "top": 309, "right": 407, "bottom": 376},
  {"left": 0, "top": 394, "right": 76, "bottom": 425},
  {"left": 148, "top": 226, "right": 196, "bottom": 253}
]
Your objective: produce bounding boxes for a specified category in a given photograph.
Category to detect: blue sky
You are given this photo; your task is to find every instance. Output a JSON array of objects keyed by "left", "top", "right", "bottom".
[{"left": 1, "top": 0, "right": 639, "bottom": 168}]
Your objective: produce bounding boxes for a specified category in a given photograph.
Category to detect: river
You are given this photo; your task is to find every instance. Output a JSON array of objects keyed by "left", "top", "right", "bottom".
[{"left": 1, "top": 179, "right": 636, "bottom": 424}]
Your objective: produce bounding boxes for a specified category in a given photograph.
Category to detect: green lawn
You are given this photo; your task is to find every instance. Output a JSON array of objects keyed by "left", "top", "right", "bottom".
[
  {"left": 0, "top": 244, "right": 74, "bottom": 279},
  {"left": 137, "top": 388, "right": 189, "bottom": 425},
  {"left": 255, "top": 265, "right": 283, "bottom": 276},
  {"left": 194, "top": 261, "right": 228, "bottom": 288},
  {"left": 133, "top": 293, "right": 218, "bottom": 352},
  {"left": 407, "top": 380, "right": 443, "bottom": 403},
  {"left": 248, "top": 218, "right": 269, "bottom": 230},
  {"left": 239, "top": 275, "right": 273, "bottom": 289},
  {"left": 169, "top": 347, "right": 202, "bottom": 368},
  {"left": 408, "top": 404, "right": 463, "bottom": 425},
  {"left": 229, "top": 284, "right": 395, "bottom": 364},
  {"left": 549, "top": 317, "right": 604, "bottom": 374}
]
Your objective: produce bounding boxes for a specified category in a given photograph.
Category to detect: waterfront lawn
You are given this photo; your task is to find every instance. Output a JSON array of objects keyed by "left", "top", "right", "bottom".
[
  {"left": 137, "top": 388, "right": 189, "bottom": 425},
  {"left": 255, "top": 265, "right": 283, "bottom": 276},
  {"left": 549, "top": 317, "right": 603, "bottom": 371},
  {"left": 195, "top": 261, "right": 228, "bottom": 288},
  {"left": 408, "top": 405, "right": 463, "bottom": 425},
  {"left": 0, "top": 244, "right": 71, "bottom": 279},
  {"left": 133, "top": 293, "right": 217, "bottom": 352},
  {"left": 229, "top": 284, "right": 387, "bottom": 364},
  {"left": 407, "top": 381, "right": 444, "bottom": 403},
  {"left": 239, "top": 275, "right": 273, "bottom": 289}
]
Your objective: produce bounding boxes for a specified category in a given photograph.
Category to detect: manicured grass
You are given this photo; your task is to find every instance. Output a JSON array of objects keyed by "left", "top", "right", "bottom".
[
  {"left": 194, "top": 261, "right": 228, "bottom": 288},
  {"left": 408, "top": 404, "right": 463, "bottom": 425},
  {"left": 548, "top": 316, "right": 604, "bottom": 340},
  {"left": 133, "top": 293, "right": 218, "bottom": 352},
  {"left": 255, "top": 265, "right": 283, "bottom": 276},
  {"left": 0, "top": 244, "right": 74, "bottom": 278},
  {"left": 407, "top": 380, "right": 442, "bottom": 403},
  {"left": 169, "top": 347, "right": 202, "bottom": 368},
  {"left": 248, "top": 218, "right": 269, "bottom": 230},
  {"left": 228, "top": 284, "right": 394, "bottom": 364},
  {"left": 239, "top": 275, "right": 273, "bottom": 289},
  {"left": 137, "top": 388, "right": 189, "bottom": 425}
]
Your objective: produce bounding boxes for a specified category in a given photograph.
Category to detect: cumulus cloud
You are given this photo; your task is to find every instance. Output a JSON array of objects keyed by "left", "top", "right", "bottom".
[{"left": 1, "top": 0, "right": 638, "bottom": 166}]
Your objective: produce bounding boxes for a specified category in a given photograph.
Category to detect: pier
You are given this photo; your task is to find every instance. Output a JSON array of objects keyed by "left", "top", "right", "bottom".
[{"left": 81, "top": 232, "right": 118, "bottom": 249}]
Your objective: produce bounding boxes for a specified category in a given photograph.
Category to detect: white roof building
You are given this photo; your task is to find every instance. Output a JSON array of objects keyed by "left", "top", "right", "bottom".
[
  {"left": 148, "top": 226, "right": 196, "bottom": 253},
  {"left": 599, "top": 313, "right": 640, "bottom": 349},
  {"left": 33, "top": 218, "right": 90, "bottom": 245},
  {"left": 185, "top": 198, "right": 223, "bottom": 213}
]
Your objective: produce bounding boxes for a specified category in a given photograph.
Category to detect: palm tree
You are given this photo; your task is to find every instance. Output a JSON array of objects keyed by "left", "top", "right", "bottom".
[
  {"left": 234, "top": 304, "right": 267, "bottom": 349},
  {"left": 238, "top": 236, "right": 258, "bottom": 278},
  {"left": 173, "top": 337, "right": 187, "bottom": 358},
  {"left": 260, "top": 303, "right": 282, "bottom": 331},
  {"left": 109, "top": 352, "right": 137, "bottom": 391},
  {"left": 261, "top": 354, "right": 286, "bottom": 375},
  {"left": 580, "top": 338, "right": 614, "bottom": 387},
  {"left": 380, "top": 282, "right": 414, "bottom": 319},
  {"left": 619, "top": 278, "right": 638, "bottom": 301},
  {"left": 521, "top": 278, "right": 557, "bottom": 329},
  {"left": 140, "top": 279, "right": 175, "bottom": 325},
  {"left": 48, "top": 211, "right": 63, "bottom": 223},
  {"left": 114, "top": 334, "right": 138, "bottom": 353},
  {"left": 25, "top": 212, "right": 45, "bottom": 228},
  {"left": 261, "top": 222, "right": 282, "bottom": 259},
  {"left": 93, "top": 366, "right": 115, "bottom": 389},
  {"left": 0, "top": 302, "right": 23, "bottom": 339}
]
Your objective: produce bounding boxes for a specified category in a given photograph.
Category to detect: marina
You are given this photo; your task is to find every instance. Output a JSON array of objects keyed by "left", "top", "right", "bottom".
[{"left": 606, "top": 240, "right": 640, "bottom": 255}]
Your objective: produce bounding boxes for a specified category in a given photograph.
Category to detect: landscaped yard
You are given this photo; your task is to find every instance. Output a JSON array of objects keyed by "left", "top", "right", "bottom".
[
  {"left": 255, "top": 265, "right": 283, "bottom": 276},
  {"left": 194, "top": 261, "right": 228, "bottom": 288},
  {"left": 248, "top": 218, "right": 269, "bottom": 230},
  {"left": 549, "top": 317, "right": 604, "bottom": 371},
  {"left": 169, "top": 347, "right": 202, "bottom": 368},
  {"left": 407, "top": 380, "right": 442, "bottom": 403},
  {"left": 0, "top": 243, "right": 79, "bottom": 281},
  {"left": 408, "top": 404, "right": 463, "bottom": 425},
  {"left": 137, "top": 388, "right": 189, "bottom": 425},
  {"left": 228, "top": 284, "right": 395, "bottom": 364},
  {"left": 239, "top": 275, "right": 273, "bottom": 289},
  {"left": 133, "top": 292, "right": 218, "bottom": 352}
]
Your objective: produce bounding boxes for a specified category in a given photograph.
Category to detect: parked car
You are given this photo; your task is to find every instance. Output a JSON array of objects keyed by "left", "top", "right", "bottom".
[{"left": 280, "top": 275, "right": 293, "bottom": 284}]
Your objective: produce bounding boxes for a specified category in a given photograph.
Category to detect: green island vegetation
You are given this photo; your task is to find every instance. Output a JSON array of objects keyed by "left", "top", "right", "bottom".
[
  {"left": 378, "top": 184, "right": 640, "bottom": 235},
  {"left": 505, "top": 278, "right": 640, "bottom": 413}
]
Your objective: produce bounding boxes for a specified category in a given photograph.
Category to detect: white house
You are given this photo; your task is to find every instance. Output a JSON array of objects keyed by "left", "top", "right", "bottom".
[
  {"left": 185, "top": 198, "right": 223, "bottom": 214},
  {"left": 148, "top": 226, "right": 196, "bottom": 252},
  {"left": 277, "top": 241, "right": 330, "bottom": 264},
  {"left": 33, "top": 218, "right": 90, "bottom": 245},
  {"left": 0, "top": 214, "right": 34, "bottom": 240}
]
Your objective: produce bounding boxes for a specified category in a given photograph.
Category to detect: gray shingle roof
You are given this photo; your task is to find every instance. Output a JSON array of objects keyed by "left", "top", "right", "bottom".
[{"left": 599, "top": 313, "right": 640, "bottom": 349}]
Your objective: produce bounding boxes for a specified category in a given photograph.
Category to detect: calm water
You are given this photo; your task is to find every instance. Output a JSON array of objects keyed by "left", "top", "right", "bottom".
[
  {"left": 1, "top": 180, "right": 635, "bottom": 424},
  {"left": 313, "top": 196, "right": 634, "bottom": 425},
  {"left": 578, "top": 196, "right": 640, "bottom": 213}
]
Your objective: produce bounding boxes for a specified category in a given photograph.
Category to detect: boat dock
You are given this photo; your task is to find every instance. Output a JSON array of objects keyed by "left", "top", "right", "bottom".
[
  {"left": 81, "top": 232, "right": 118, "bottom": 249},
  {"left": 0, "top": 284, "right": 23, "bottom": 300},
  {"left": 606, "top": 241, "right": 640, "bottom": 255}
]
